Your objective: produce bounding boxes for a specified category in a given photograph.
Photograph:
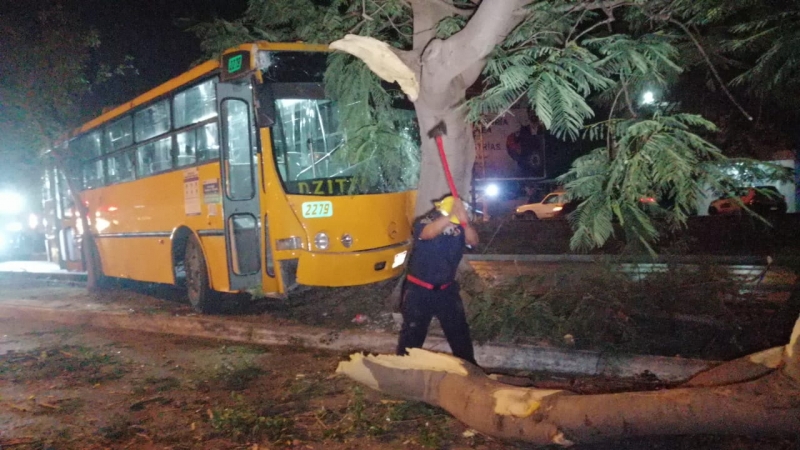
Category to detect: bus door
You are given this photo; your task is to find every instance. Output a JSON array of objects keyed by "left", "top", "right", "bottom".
[
  {"left": 53, "top": 169, "right": 84, "bottom": 272},
  {"left": 217, "top": 81, "right": 262, "bottom": 290}
]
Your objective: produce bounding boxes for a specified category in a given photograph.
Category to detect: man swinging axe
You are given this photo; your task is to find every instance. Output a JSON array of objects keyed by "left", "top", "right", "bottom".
[{"left": 395, "top": 120, "right": 480, "bottom": 366}]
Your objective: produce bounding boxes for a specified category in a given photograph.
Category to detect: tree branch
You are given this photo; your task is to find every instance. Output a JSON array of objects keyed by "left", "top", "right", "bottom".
[
  {"left": 482, "top": 90, "right": 528, "bottom": 129},
  {"left": 670, "top": 18, "right": 753, "bottom": 121},
  {"left": 558, "top": 0, "right": 632, "bottom": 13},
  {"left": 608, "top": 87, "right": 625, "bottom": 159},
  {"left": 421, "top": 0, "right": 528, "bottom": 96},
  {"left": 568, "top": 17, "right": 615, "bottom": 45},
  {"left": 330, "top": 35, "right": 421, "bottom": 101},
  {"left": 424, "top": 0, "right": 473, "bottom": 17},
  {"left": 409, "top": 0, "right": 475, "bottom": 50}
]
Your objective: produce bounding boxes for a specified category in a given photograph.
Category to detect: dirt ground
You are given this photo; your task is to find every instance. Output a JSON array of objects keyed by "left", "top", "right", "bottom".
[
  {"left": 1, "top": 315, "right": 798, "bottom": 450},
  {"left": 2, "top": 213, "right": 800, "bottom": 448},
  {"left": 0, "top": 277, "right": 798, "bottom": 449}
]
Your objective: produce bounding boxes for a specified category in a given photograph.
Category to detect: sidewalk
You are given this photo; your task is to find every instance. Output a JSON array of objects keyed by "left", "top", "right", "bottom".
[
  {"left": 0, "top": 260, "right": 68, "bottom": 273},
  {"left": 0, "top": 294, "right": 716, "bottom": 383}
]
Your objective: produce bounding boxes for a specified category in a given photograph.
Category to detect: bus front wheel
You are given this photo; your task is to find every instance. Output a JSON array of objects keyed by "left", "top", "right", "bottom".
[{"left": 185, "top": 235, "right": 219, "bottom": 313}]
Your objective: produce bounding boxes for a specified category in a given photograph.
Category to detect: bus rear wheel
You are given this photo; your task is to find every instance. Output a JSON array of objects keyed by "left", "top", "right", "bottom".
[{"left": 185, "top": 234, "right": 219, "bottom": 313}]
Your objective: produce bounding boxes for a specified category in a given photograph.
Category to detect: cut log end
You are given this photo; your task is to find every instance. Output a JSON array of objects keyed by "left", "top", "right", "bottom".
[
  {"left": 784, "top": 315, "right": 800, "bottom": 381},
  {"left": 336, "top": 348, "right": 470, "bottom": 380},
  {"left": 329, "top": 34, "right": 419, "bottom": 101}
]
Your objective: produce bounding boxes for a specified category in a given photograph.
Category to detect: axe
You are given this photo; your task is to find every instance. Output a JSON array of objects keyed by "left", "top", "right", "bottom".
[{"left": 427, "top": 121, "right": 459, "bottom": 200}]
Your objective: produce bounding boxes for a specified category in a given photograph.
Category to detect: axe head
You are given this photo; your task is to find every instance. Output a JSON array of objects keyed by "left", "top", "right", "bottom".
[{"left": 427, "top": 121, "right": 447, "bottom": 139}]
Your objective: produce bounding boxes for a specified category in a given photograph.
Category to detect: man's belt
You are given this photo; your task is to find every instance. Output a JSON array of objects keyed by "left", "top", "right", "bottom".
[{"left": 406, "top": 274, "right": 452, "bottom": 291}]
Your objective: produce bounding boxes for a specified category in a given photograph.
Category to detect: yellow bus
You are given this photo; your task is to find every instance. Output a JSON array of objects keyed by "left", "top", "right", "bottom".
[{"left": 51, "top": 42, "right": 417, "bottom": 312}]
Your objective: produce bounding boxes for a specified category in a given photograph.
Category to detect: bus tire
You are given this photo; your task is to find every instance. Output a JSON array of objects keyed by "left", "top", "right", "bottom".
[
  {"left": 185, "top": 234, "right": 219, "bottom": 313},
  {"left": 85, "top": 235, "right": 112, "bottom": 290}
]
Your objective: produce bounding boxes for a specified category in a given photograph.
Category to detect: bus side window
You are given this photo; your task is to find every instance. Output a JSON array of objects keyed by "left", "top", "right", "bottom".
[
  {"left": 107, "top": 151, "right": 135, "bottom": 184},
  {"left": 82, "top": 160, "right": 104, "bottom": 190},
  {"left": 176, "top": 130, "right": 198, "bottom": 168},
  {"left": 197, "top": 123, "right": 220, "bottom": 162},
  {"left": 134, "top": 100, "right": 171, "bottom": 143},
  {"left": 136, "top": 137, "right": 173, "bottom": 177},
  {"left": 174, "top": 79, "right": 217, "bottom": 129}
]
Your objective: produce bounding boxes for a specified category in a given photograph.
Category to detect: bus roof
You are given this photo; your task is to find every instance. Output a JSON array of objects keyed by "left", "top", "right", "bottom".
[{"left": 70, "top": 41, "right": 331, "bottom": 140}]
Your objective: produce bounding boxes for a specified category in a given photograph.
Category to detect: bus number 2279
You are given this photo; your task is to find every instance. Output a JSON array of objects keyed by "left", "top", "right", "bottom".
[{"left": 302, "top": 201, "right": 333, "bottom": 218}]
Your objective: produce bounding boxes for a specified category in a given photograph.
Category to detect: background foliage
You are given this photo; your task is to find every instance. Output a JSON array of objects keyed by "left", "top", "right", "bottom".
[{"left": 192, "top": 0, "right": 796, "bottom": 250}]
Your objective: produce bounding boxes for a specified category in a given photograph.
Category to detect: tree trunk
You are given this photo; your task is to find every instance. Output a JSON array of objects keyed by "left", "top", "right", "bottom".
[
  {"left": 413, "top": 98, "right": 476, "bottom": 217},
  {"left": 337, "top": 315, "right": 800, "bottom": 446},
  {"left": 332, "top": 1, "right": 529, "bottom": 218}
]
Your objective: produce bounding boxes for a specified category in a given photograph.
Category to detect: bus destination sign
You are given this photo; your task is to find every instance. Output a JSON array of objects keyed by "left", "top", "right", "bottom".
[
  {"left": 221, "top": 50, "right": 252, "bottom": 80},
  {"left": 285, "top": 177, "right": 353, "bottom": 196}
]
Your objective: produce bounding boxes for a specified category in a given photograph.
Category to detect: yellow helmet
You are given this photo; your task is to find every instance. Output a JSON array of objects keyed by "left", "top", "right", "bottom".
[{"left": 434, "top": 195, "right": 463, "bottom": 224}]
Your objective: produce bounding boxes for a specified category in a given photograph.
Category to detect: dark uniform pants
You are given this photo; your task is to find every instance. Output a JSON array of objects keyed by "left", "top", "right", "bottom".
[{"left": 396, "top": 282, "right": 477, "bottom": 366}]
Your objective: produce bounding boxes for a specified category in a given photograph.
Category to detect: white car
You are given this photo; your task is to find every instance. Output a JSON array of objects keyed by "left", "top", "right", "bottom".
[{"left": 514, "top": 191, "right": 570, "bottom": 220}]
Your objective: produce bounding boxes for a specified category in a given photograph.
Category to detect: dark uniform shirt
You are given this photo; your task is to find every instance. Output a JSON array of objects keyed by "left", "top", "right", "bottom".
[{"left": 406, "top": 212, "right": 465, "bottom": 287}]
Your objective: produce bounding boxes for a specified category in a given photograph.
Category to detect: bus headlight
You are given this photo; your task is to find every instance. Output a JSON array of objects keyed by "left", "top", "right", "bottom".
[
  {"left": 314, "top": 232, "right": 329, "bottom": 250},
  {"left": 5, "top": 222, "right": 23, "bottom": 232},
  {"left": 0, "top": 192, "right": 24, "bottom": 214},
  {"left": 275, "top": 236, "right": 302, "bottom": 250}
]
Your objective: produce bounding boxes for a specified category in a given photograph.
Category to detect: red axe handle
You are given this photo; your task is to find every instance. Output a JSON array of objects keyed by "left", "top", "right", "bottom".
[{"left": 427, "top": 121, "right": 459, "bottom": 199}]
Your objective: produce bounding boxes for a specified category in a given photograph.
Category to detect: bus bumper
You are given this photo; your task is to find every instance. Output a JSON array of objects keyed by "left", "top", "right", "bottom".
[{"left": 295, "top": 241, "right": 411, "bottom": 287}]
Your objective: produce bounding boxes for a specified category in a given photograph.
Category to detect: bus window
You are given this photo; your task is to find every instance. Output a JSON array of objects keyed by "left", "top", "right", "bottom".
[
  {"left": 83, "top": 160, "right": 104, "bottom": 189},
  {"left": 107, "top": 150, "right": 135, "bottom": 184},
  {"left": 221, "top": 99, "right": 254, "bottom": 200},
  {"left": 198, "top": 123, "right": 220, "bottom": 162},
  {"left": 228, "top": 214, "right": 260, "bottom": 275},
  {"left": 60, "top": 227, "right": 80, "bottom": 262},
  {"left": 72, "top": 130, "right": 103, "bottom": 159},
  {"left": 136, "top": 137, "right": 173, "bottom": 177},
  {"left": 176, "top": 123, "right": 220, "bottom": 167},
  {"left": 105, "top": 116, "right": 133, "bottom": 152},
  {"left": 264, "top": 63, "right": 419, "bottom": 196},
  {"left": 134, "top": 100, "right": 171, "bottom": 142},
  {"left": 175, "top": 130, "right": 197, "bottom": 168},
  {"left": 271, "top": 99, "right": 344, "bottom": 182},
  {"left": 174, "top": 79, "right": 218, "bottom": 128}
]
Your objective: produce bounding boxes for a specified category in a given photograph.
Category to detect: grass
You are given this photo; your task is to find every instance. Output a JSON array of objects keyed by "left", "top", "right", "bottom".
[
  {"left": 0, "top": 345, "right": 129, "bottom": 385},
  {"left": 313, "top": 386, "right": 453, "bottom": 447},
  {"left": 464, "top": 260, "right": 750, "bottom": 355},
  {"left": 98, "top": 413, "right": 134, "bottom": 440},
  {"left": 210, "top": 393, "right": 296, "bottom": 443},
  {"left": 214, "top": 360, "right": 266, "bottom": 391},
  {"left": 132, "top": 376, "right": 181, "bottom": 395}
]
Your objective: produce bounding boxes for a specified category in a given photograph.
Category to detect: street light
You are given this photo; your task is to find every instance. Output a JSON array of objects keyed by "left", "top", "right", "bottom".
[
  {"left": 0, "top": 191, "right": 24, "bottom": 215},
  {"left": 641, "top": 91, "right": 655, "bottom": 105}
]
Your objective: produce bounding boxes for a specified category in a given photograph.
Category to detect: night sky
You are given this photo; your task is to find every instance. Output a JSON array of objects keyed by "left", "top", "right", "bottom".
[
  {"left": 0, "top": 0, "right": 248, "bottom": 193},
  {"left": 1, "top": 0, "right": 247, "bottom": 110},
  {"left": 76, "top": 0, "right": 247, "bottom": 110}
]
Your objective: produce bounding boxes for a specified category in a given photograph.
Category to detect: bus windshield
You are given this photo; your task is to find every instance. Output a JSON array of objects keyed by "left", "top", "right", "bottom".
[{"left": 260, "top": 52, "right": 419, "bottom": 196}]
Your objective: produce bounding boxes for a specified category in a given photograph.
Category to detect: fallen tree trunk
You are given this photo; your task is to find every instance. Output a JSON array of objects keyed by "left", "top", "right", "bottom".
[{"left": 336, "top": 316, "right": 800, "bottom": 446}]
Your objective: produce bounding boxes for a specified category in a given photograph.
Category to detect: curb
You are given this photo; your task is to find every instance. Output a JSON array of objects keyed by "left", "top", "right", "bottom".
[
  {"left": 0, "top": 300, "right": 716, "bottom": 383},
  {"left": 465, "top": 254, "right": 773, "bottom": 265}
]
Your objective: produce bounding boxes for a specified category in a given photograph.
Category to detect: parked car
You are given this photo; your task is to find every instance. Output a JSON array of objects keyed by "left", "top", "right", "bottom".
[
  {"left": 708, "top": 186, "right": 787, "bottom": 216},
  {"left": 514, "top": 191, "right": 577, "bottom": 220}
]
